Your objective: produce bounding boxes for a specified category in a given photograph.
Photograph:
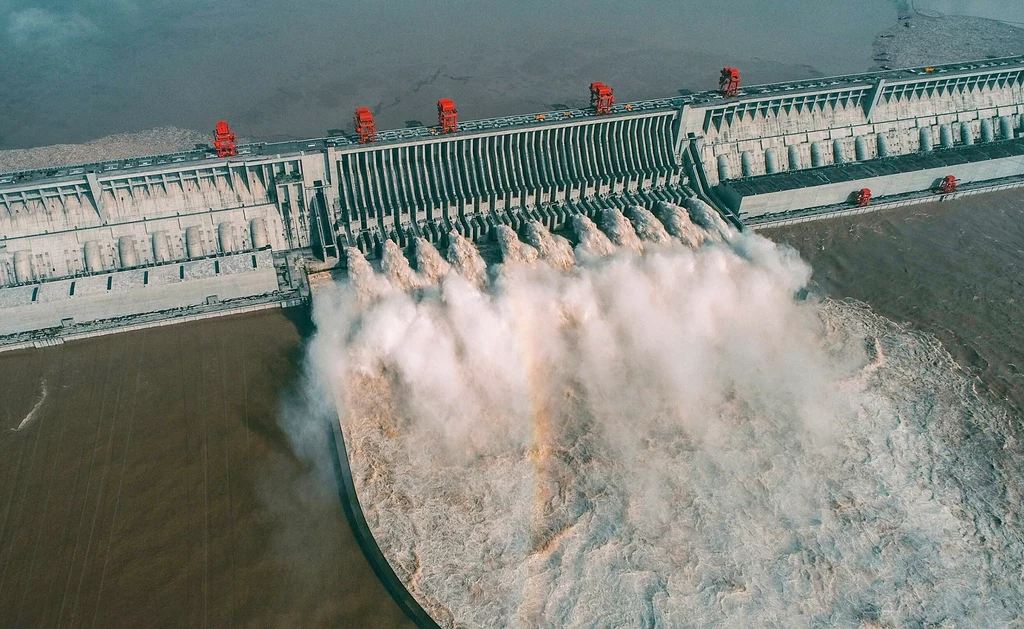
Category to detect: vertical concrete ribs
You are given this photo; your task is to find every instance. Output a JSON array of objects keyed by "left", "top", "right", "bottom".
[{"left": 336, "top": 111, "right": 681, "bottom": 253}]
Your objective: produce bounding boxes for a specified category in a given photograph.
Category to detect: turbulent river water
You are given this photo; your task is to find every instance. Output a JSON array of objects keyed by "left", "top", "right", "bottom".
[{"left": 302, "top": 204, "right": 1024, "bottom": 628}]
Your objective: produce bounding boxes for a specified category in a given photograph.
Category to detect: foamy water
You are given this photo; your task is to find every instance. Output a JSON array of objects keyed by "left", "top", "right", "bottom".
[{"left": 310, "top": 207, "right": 1024, "bottom": 628}]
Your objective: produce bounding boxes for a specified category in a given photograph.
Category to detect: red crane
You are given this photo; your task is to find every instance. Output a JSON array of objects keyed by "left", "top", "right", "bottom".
[
  {"left": 855, "top": 188, "right": 872, "bottom": 207},
  {"left": 354, "top": 107, "right": 377, "bottom": 143},
  {"left": 438, "top": 99, "right": 458, "bottom": 134},
  {"left": 719, "top": 67, "right": 741, "bottom": 98},
  {"left": 938, "top": 175, "right": 958, "bottom": 194},
  {"left": 213, "top": 121, "right": 237, "bottom": 158},
  {"left": 590, "top": 82, "right": 614, "bottom": 115}
]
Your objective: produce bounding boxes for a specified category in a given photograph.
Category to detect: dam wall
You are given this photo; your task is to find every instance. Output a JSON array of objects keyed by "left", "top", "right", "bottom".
[
  {"left": 2, "top": 55, "right": 1024, "bottom": 337},
  {"left": 685, "top": 57, "right": 1024, "bottom": 188}
]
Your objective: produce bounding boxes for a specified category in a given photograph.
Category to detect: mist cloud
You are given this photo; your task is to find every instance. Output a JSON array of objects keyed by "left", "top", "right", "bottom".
[{"left": 296, "top": 218, "right": 1024, "bottom": 628}]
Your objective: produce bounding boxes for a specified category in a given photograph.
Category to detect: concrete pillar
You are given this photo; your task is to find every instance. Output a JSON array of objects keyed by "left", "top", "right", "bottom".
[
  {"left": 250, "top": 218, "right": 270, "bottom": 249},
  {"left": 152, "top": 231, "right": 172, "bottom": 262},
  {"left": 981, "top": 119, "right": 994, "bottom": 143},
  {"left": 764, "top": 148, "right": 779, "bottom": 174},
  {"left": 939, "top": 124, "right": 954, "bottom": 149},
  {"left": 833, "top": 139, "right": 847, "bottom": 164},
  {"left": 118, "top": 236, "right": 138, "bottom": 269},
  {"left": 218, "top": 222, "right": 238, "bottom": 253},
  {"left": 919, "top": 126, "right": 933, "bottom": 152},
  {"left": 810, "top": 142, "right": 824, "bottom": 167},
  {"left": 1000, "top": 116, "right": 1014, "bottom": 140},
  {"left": 740, "top": 151, "right": 754, "bottom": 177},
  {"left": 84, "top": 241, "right": 103, "bottom": 273},
  {"left": 185, "top": 226, "right": 205, "bottom": 259},
  {"left": 876, "top": 133, "right": 890, "bottom": 158},
  {"left": 788, "top": 145, "right": 801, "bottom": 170},
  {"left": 13, "top": 251, "right": 33, "bottom": 284},
  {"left": 717, "top": 154, "right": 730, "bottom": 181},
  {"left": 854, "top": 136, "right": 869, "bottom": 161},
  {"left": 960, "top": 121, "right": 974, "bottom": 146}
]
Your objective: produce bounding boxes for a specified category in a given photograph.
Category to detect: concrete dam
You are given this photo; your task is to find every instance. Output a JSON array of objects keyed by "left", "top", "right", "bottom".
[{"left": 1, "top": 55, "right": 1022, "bottom": 342}]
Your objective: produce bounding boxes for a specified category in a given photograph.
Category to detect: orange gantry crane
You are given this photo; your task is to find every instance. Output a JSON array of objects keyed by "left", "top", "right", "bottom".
[
  {"left": 719, "top": 67, "right": 741, "bottom": 98},
  {"left": 213, "top": 121, "right": 237, "bottom": 157},
  {"left": 438, "top": 99, "right": 458, "bottom": 133},
  {"left": 354, "top": 107, "right": 377, "bottom": 143},
  {"left": 590, "top": 82, "right": 614, "bottom": 115},
  {"left": 938, "top": 174, "right": 959, "bottom": 194}
]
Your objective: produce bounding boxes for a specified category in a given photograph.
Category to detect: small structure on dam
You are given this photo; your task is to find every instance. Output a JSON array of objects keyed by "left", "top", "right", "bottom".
[{"left": 1, "top": 55, "right": 1023, "bottom": 340}]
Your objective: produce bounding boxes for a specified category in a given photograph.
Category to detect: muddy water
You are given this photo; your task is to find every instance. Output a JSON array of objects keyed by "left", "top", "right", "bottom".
[
  {"left": 0, "top": 309, "right": 414, "bottom": 629},
  {"left": 0, "top": 0, "right": 897, "bottom": 149},
  {"left": 765, "top": 189, "right": 1024, "bottom": 416}
]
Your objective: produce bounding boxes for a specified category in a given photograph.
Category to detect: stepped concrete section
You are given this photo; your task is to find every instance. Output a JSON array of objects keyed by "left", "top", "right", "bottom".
[{"left": 0, "top": 250, "right": 280, "bottom": 336}]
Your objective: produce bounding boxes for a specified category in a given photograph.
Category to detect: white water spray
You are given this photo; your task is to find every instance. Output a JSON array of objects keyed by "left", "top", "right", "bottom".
[
  {"left": 653, "top": 201, "right": 707, "bottom": 249},
  {"left": 571, "top": 214, "right": 616, "bottom": 259},
  {"left": 381, "top": 240, "right": 422, "bottom": 291},
  {"left": 523, "top": 220, "right": 575, "bottom": 270},
  {"left": 446, "top": 230, "right": 488, "bottom": 288},
  {"left": 624, "top": 205, "right": 672, "bottom": 245},
  {"left": 684, "top": 196, "right": 732, "bottom": 240},
  {"left": 6, "top": 381, "right": 47, "bottom": 434},
  {"left": 496, "top": 225, "right": 540, "bottom": 266},
  {"left": 413, "top": 237, "right": 451, "bottom": 284},
  {"left": 599, "top": 207, "right": 644, "bottom": 253},
  {"left": 307, "top": 206, "right": 1024, "bottom": 629}
]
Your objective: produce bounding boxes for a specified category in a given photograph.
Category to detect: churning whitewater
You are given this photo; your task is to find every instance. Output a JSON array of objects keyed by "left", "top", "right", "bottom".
[{"left": 306, "top": 203, "right": 1024, "bottom": 629}]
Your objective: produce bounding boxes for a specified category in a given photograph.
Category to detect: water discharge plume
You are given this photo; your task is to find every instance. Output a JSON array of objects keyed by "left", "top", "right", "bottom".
[
  {"left": 343, "top": 246, "right": 393, "bottom": 306},
  {"left": 522, "top": 220, "right": 575, "bottom": 270},
  {"left": 571, "top": 214, "right": 617, "bottom": 259},
  {"left": 445, "top": 230, "right": 488, "bottom": 288},
  {"left": 684, "top": 196, "right": 733, "bottom": 240},
  {"left": 624, "top": 205, "right": 673, "bottom": 245},
  {"left": 496, "top": 224, "right": 540, "bottom": 266},
  {"left": 653, "top": 201, "right": 707, "bottom": 249},
  {"left": 599, "top": 207, "right": 644, "bottom": 253},
  {"left": 413, "top": 237, "right": 451, "bottom": 284},
  {"left": 311, "top": 230, "right": 1024, "bottom": 628},
  {"left": 381, "top": 239, "right": 423, "bottom": 291}
]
